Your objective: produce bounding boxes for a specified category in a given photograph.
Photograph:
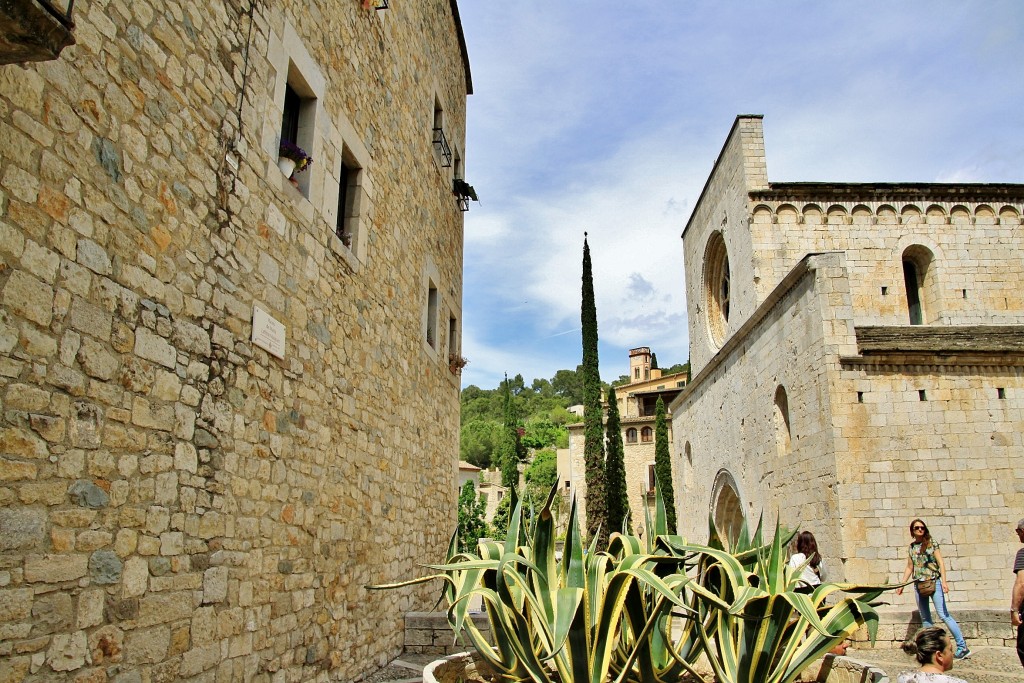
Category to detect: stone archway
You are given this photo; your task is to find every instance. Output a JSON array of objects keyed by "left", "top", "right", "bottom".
[{"left": 711, "top": 469, "right": 744, "bottom": 547}]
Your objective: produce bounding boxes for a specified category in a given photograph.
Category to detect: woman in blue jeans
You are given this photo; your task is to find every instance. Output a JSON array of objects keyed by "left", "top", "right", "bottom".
[{"left": 895, "top": 518, "right": 971, "bottom": 659}]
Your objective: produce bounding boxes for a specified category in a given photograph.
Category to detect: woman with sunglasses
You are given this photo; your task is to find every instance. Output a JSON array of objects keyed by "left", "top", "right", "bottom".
[{"left": 895, "top": 519, "right": 971, "bottom": 659}]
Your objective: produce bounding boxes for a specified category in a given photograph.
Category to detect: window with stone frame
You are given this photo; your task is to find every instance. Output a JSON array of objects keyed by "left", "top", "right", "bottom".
[
  {"left": 626, "top": 428, "right": 637, "bottom": 443},
  {"left": 774, "top": 385, "right": 791, "bottom": 457},
  {"left": 278, "top": 68, "right": 318, "bottom": 198},
  {"left": 704, "top": 231, "right": 731, "bottom": 347},
  {"left": 335, "top": 152, "right": 361, "bottom": 248},
  {"left": 432, "top": 95, "right": 452, "bottom": 168},
  {"left": 426, "top": 281, "right": 439, "bottom": 350},
  {"left": 901, "top": 245, "right": 935, "bottom": 326},
  {"left": 640, "top": 426, "right": 653, "bottom": 443}
]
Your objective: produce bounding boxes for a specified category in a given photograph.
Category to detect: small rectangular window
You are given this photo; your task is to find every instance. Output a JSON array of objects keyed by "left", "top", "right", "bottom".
[
  {"left": 997, "top": 387, "right": 1006, "bottom": 399},
  {"left": 426, "top": 282, "right": 438, "bottom": 349},
  {"left": 648, "top": 464, "right": 656, "bottom": 491},
  {"left": 278, "top": 68, "right": 318, "bottom": 198},
  {"left": 918, "top": 389, "right": 927, "bottom": 401},
  {"left": 336, "top": 158, "right": 359, "bottom": 247},
  {"left": 448, "top": 315, "right": 457, "bottom": 357},
  {"left": 857, "top": 391, "right": 864, "bottom": 403},
  {"left": 432, "top": 97, "right": 452, "bottom": 167}
]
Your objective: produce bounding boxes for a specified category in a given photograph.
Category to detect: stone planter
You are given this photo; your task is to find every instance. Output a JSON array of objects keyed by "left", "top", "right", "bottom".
[
  {"left": 421, "top": 651, "right": 888, "bottom": 683},
  {"left": 423, "top": 651, "right": 497, "bottom": 683}
]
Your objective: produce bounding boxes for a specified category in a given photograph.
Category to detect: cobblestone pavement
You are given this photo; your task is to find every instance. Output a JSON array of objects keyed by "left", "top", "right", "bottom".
[{"left": 847, "top": 644, "right": 1022, "bottom": 683}]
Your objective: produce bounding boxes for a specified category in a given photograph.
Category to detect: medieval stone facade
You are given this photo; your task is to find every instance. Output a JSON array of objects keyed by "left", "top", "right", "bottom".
[
  {"left": 671, "top": 115, "right": 1024, "bottom": 609},
  {"left": 0, "top": 1, "right": 470, "bottom": 680}
]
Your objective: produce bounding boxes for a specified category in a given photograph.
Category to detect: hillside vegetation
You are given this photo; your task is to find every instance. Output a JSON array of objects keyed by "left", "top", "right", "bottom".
[{"left": 459, "top": 361, "right": 688, "bottom": 468}]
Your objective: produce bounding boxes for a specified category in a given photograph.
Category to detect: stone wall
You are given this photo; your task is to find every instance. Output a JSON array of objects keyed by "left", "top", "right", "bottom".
[
  {"left": 0, "top": 1, "right": 469, "bottom": 681},
  {"left": 748, "top": 193, "right": 1024, "bottom": 329},
  {"left": 670, "top": 254, "right": 849, "bottom": 560}
]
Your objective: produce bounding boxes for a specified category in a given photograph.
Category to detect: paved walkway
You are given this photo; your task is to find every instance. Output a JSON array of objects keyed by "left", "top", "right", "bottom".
[
  {"left": 845, "top": 643, "right": 1022, "bottom": 683},
  {"left": 366, "top": 646, "right": 1023, "bottom": 683}
]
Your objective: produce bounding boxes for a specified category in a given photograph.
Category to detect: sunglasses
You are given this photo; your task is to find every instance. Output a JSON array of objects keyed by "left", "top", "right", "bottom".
[{"left": 911, "top": 526, "right": 925, "bottom": 531}]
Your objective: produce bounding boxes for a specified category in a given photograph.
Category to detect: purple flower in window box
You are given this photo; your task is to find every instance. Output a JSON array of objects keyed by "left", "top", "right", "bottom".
[{"left": 279, "top": 141, "right": 313, "bottom": 174}]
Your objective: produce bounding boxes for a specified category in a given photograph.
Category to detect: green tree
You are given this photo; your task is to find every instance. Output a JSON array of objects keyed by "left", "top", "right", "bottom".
[
  {"left": 661, "top": 362, "right": 690, "bottom": 379},
  {"left": 604, "top": 385, "right": 630, "bottom": 534},
  {"left": 581, "top": 235, "right": 607, "bottom": 547},
  {"left": 523, "top": 449, "right": 558, "bottom": 506},
  {"left": 459, "top": 420, "right": 502, "bottom": 468},
  {"left": 521, "top": 417, "right": 567, "bottom": 451},
  {"left": 650, "top": 352, "right": 659, "bottom": 369},
  {"left": 456, "top": 480, "right": 488, "bottom": 553},
  {"left": 498, "top": 374, "right": 523, "bottom": 488},
  {"left": 654, "top": 396, "right": 677, "bottom": 533},
  {"left": 551, "top": 366, "right": 585, "bottom": 405},
  {"left": 610, "top": 374, "right": 631, "bottom": 388},
  {"left": 489, "top": 486, "right": 517, "bottom": 538}
]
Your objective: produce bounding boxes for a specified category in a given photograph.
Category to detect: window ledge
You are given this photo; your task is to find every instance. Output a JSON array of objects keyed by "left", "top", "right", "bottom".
[
  {"left": 0, "top": 0, "right": 75, "bottom": 65},
  {"left": 329, "top": 231, "right": 360, "bottom": 274}
]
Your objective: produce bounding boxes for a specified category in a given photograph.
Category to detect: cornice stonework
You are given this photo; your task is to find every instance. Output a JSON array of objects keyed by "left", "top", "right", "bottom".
[{"left": 751, "top": 182, "right": 1024, "bottom": 204}]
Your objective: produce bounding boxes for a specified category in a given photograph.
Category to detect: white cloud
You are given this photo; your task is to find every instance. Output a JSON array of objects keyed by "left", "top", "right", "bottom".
[{"left": 457, "top": 1, "right": 1024, "bottom": 389}]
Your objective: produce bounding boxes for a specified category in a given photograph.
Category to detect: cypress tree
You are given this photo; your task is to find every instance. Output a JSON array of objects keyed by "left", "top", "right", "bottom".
[
  {"left": 654, "top": 396, "right": 677, "bottom": 532},
  {"left": 650, "top": 352, "right": 659, "bottom": 370},
  {"left": 581, "top": 234, "right": 607, "bottom": 547},
  {"left": 604, "top": 385, "right": 631, "bottom": 534},
  {"left": 498, "top": 374, "right": 520, "bottom": 488}
]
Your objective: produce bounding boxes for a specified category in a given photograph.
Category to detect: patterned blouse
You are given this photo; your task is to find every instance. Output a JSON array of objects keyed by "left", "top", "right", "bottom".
[
  {"left": 896, "top": 672, "right": 967, "bottom": 683},
  {"left": 908, "top": 541, "right": 941, "bottom": 581}
]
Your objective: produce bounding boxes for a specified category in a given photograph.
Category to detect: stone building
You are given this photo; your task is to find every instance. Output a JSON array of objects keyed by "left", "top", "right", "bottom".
[
  {"left": 566, "top": 347, "right": 685, "bottom": 534},
  {"left": 0, "top": 1, "right": 471, "bottom": 681},
  {"left": 671, "top": 115, "right": 1024, "bottom": 608}
]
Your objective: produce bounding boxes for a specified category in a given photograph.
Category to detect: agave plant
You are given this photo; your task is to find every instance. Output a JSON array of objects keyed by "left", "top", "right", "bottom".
[
  {"left": 664, "top": 519, "right": 890, "bottom": 683},
  {"left": 371, "top": 481, "right": 894, "bottom": 683},
  {"left": 372, "top": 484, "right": 709, "bottom": 683}
]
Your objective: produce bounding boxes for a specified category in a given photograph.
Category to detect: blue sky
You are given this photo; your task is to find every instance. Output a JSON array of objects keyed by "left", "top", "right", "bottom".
[{"left": 456, "top": 1, "right": 1024, "bottom": 389}]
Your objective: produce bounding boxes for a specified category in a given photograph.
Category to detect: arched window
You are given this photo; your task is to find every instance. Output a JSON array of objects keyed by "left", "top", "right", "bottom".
[
  {"left": 703, "top": 232, "right": 731, "bottom": 347},
  {"left": 902, "top": 246, "right": 935, "bottom": 325},
  {"left": 640, "top": 426, "right": 653, "bottom": 443},
  {"left": 683, "top": 442, "right": 693, "bottom": 490},
  {"left": 774, "top": 385, "right": 791, "bottom": 456},
  {"left": 711, "top": 470, "right": 744, "bottom": 548},
  {"left": 626, "top": 428, "right": 637, "bottom": 443}
]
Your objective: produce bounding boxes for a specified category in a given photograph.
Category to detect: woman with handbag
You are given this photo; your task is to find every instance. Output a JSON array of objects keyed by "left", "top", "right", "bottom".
[{"left": 895, "top": 519, "right": 971, "bottom": 659}]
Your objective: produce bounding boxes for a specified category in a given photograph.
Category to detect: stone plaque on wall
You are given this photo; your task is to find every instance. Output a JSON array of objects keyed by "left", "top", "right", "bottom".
[{"left": 252, "top": 305, "right": 286, "bottom": 359}]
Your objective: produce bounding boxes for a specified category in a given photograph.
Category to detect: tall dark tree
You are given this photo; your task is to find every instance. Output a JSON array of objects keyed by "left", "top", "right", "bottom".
[
  {"left": 604, "top": 385, "right": 630, "bottom": 534},
  {"left": 654, "top": 396, "right": 677, "bottom": 532},
  {"left": 581, "top": 234, "right": 607, "bottom": 547},
  {"left": 650, "top": 352, "right": 659, "bottom": 370},
  {"left": 498, "top": 373, "right": 523, "bottom": 488}
]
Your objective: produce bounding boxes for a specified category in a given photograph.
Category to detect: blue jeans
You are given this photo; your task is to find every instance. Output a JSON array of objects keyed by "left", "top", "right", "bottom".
[{"left": 915, "top": 578, "right": 966, "bottom": 650}]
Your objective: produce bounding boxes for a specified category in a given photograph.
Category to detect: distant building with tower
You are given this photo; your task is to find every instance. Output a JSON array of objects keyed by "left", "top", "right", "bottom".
[{"left": 567, "top": 347, "right": 686, "bottom": 533}]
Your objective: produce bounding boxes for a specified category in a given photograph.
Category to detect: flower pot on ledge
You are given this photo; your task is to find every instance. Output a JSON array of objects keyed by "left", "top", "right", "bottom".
[{"left": 277, "top": 156, "right": 297, "bottom": 178}]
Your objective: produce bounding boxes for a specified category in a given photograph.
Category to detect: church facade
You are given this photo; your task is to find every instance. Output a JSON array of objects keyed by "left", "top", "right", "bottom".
[{"left": 671, "top": 115, "right": 1024, "bottom": 608}]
